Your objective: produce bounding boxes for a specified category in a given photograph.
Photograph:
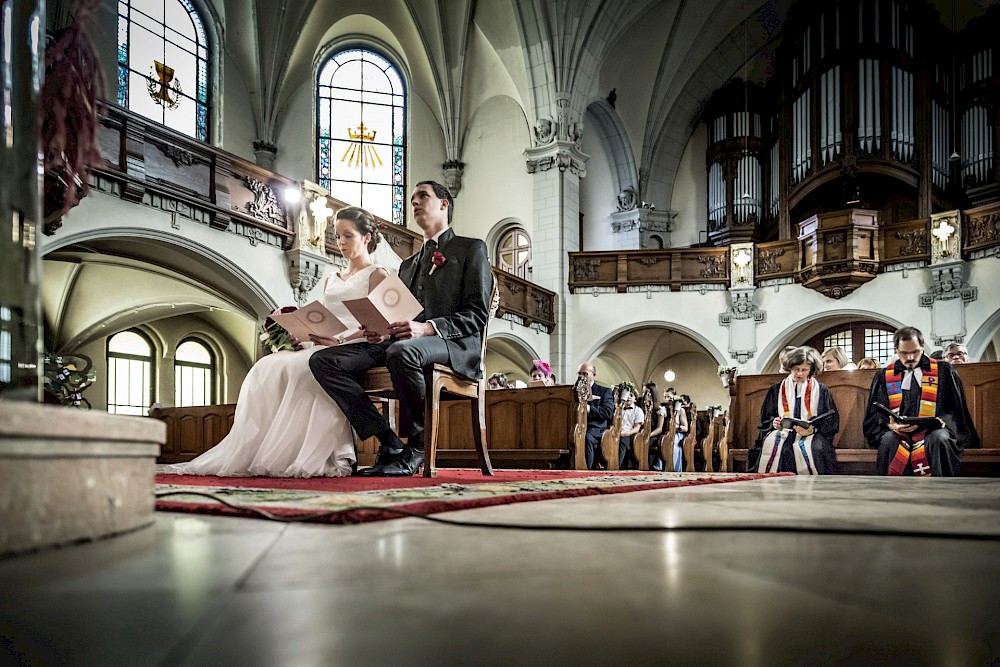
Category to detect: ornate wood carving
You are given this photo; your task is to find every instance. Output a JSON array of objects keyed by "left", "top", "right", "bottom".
[
  {"left": 896, "top": 229, "right": 929, "bottom": 256},
  {"left": 696, "top": 255, "right": 727, "bottom": 278},
  {"left": 757, "top": 248, "right": 785, "bottom": 275},
  {"left": 238, "top": 175, "right": 284, "bottom": 225}
]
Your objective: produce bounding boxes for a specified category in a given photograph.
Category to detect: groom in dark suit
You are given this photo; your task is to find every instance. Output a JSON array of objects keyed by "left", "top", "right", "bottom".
[{"left": 310, "top": 181, "right": 492, "bottom": 476}]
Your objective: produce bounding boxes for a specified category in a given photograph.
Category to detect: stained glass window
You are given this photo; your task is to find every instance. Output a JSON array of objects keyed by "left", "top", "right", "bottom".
[
  {"left": 175, "top": 338, "right": 214, "bottom": 407},
  {"left": 107, "top": 329, "right": 155, "bottom": 415},
  {"left": 317, "top": 48, "right": 406, "bottom": 225},
  {"left": 117, "top": 0, "right": 209, "bottom": 141}
]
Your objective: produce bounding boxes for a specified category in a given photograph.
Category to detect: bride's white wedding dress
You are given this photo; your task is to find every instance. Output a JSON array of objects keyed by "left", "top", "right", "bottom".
[{"left": 166, "top": 265, "right": 383, "bottom": 477}]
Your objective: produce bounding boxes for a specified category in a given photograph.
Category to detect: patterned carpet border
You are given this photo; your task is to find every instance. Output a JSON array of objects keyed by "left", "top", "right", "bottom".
[{"left": 155, "top": 470, "right": 788, "bottom": 525}]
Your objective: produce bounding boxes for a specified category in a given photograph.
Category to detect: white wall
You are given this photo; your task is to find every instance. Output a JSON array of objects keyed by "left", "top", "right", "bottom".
[
  {"left": 579, "top": 122, "right": 617, "bottom": 251},
  {"left": 670, "top": 124, "right": 708, "bottom": 247}
]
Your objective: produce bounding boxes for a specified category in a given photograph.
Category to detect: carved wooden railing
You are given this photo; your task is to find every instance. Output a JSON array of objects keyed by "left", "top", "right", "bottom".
[
  {"left": 494, "top": 270, "right": 557, "bottom": 333},
  {"left": 569, "top": 203, "right": 1000, "bottom": 295},
  {"left": 568, "top": 248, "right": 731, "bottom": 293}
]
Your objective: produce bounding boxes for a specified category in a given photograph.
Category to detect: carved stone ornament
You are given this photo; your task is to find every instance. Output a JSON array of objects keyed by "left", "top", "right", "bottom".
[
  {"left": 442, "top": 159, "right": 465, "bottom": 196},
  {"left": 719, "top": 290, "right": 766, "bottom": 324},
  {"left": 918, "top": 262, "right": 978, "bottom": 307},
  {"left": 929, "top": 210, "right": 961, "bottom": 264},
  {"left": 525, "top": 146, "right": 588, "bottom": 177},
  {"left": 285, "top": 247, "right": 331, "bottom": 306},
  {"left": 240, "top": 175, "right": 285, "bottom": 226},
  {"left": 617, "top": 186, "right": 637, "bottom": 212}
]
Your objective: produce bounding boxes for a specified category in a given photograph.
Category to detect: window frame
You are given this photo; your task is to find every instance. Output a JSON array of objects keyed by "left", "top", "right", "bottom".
[
  {"left": 106, "top": 328, "right": 157, "bottom": 415},
  {"left": 806, "top": 321, "right": 896, "bottom": 364},
  {"left": 495, "top": 226, "right": 533, "bottom": 279},
  {"left": 174, "top": 336, "right": 216, "bottom": 407},
  {"left": 315, "top": 45, "right": 407, "bottom": 226}
]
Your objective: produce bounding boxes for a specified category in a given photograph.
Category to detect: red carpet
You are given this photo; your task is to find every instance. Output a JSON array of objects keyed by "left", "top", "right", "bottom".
[{"left": 155, "top": 470, "right": 788, "bottom": 524}]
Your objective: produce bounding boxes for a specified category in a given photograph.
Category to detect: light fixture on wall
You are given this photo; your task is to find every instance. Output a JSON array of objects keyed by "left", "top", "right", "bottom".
[{"left": 663, "top": 370, "right": 676, "bottom": 383}]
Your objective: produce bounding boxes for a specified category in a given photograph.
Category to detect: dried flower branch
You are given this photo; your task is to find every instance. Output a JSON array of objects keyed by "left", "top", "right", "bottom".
[{"left": 42, "top": 0, "right": 107, "bottom": 228}]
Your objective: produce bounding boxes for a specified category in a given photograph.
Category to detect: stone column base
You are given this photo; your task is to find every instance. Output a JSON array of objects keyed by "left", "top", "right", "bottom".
[{"left": 0, "top": 403, "right": 164, "bottom": 556}]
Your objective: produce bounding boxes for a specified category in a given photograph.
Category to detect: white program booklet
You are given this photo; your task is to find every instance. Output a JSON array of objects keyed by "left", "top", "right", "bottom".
[
  {"left": 269, "top": 301, "right": 350, "bottom": 341},
  {"left": 342, "top": 273, "right": 424, "bottom": 336}
]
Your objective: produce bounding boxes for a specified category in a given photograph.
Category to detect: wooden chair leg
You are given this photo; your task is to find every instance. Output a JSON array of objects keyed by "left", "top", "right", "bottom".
[
  {"left": 471, "top": 393, "right": 493, "bottom": 475},
  {"left": 703, "top": 438, "right": 714, "bottom": 472},
  {"left": 423, "top": 379, "right": 441, "bottom": 478}
]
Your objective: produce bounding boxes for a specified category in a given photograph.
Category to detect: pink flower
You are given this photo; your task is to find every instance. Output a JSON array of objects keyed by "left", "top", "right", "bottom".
[{"left": 429, "top": 251, "right": 447, "bottom": 275}]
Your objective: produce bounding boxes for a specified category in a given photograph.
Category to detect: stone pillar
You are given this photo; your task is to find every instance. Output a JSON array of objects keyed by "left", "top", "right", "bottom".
[
  {"left": 525, "top": 107, "right": 588, "bottom": 378},
  {"left": 0, "top": 0, "right": 45, "bottom": 400}
]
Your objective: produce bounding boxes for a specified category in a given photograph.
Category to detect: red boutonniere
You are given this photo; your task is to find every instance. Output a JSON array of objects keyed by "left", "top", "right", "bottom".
[{"left": 429, "top": 251, "right": 446, "bottom": 275}]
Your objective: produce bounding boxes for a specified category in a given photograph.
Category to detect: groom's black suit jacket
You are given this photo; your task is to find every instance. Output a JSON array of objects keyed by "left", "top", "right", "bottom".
[{"left": 400, "top": 227, "right": 492, "bottom": 379}]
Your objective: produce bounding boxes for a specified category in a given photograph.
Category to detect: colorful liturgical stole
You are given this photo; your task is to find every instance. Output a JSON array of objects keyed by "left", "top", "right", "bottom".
[{"left": 884, "top": 358, "right": 938, "bottom": 476}]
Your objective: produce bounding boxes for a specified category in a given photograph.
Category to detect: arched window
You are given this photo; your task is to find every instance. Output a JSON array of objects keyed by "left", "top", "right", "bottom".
[
  {"left": 317, "top": 47, "right": 406, "bottom": 225},
  {"left": 117, "top": 0, "right": 210, "bottom": 141},
  {"left": 107, "top": 329, "right": 155, "bottom": 415},
  {"left": 806, "top": 321, "right": 895, "bottom": 365},
  {"left": 495, "top": 227, "right": 532, "bottom": 279},
  {"left": 175, "top": 338, "right": 214, "bottom": 407}
]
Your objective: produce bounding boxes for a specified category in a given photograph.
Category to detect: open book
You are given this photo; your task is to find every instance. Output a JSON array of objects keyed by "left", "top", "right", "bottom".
[
  {"left": 872, "top": 403, "right": 942, "bottom": 431},
  {"left": 342, "top": 273, "right": 423, "bottom": 337},
  {"left": 779, "top": 410, "right": 835, "bottom": 430},
  {"left": 269, "top": 301, "right": 350, "bottom": 342}
]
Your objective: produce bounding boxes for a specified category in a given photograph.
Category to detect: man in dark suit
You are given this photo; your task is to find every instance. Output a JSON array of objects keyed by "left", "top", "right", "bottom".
[
  {"left": 577, "top": 362, "right": 616, "bottom": 469},
  {"left": 309, "top": 181, "right": 492, "bottom": 476}
]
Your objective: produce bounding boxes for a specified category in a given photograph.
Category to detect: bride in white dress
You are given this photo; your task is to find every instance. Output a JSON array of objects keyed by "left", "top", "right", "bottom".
[{"left": 166, "top": 207, "right": 399, "bottom": 477}]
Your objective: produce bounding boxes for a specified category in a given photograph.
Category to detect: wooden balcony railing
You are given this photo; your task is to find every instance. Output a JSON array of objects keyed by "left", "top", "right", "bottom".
[
  {"left": 569, "top": 203, "right": 1000, "bottom": 296},
  {"left": 494, "top": 270, "right": 557, "bottom": 333}
]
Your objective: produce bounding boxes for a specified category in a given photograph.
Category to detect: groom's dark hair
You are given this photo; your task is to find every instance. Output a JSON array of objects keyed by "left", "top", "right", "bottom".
[{"left": 416, "top": 180, "right": 454, "bottom": 226}]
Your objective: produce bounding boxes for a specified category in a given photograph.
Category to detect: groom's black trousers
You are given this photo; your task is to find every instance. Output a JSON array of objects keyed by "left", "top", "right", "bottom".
[{"left": 309, "top": 337, "right": 450, "bottom": 442}]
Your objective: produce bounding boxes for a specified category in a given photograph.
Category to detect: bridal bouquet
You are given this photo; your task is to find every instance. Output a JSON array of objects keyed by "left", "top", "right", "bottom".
[{"left": 260, "top": 306, "right": 298, "bottom": 353}]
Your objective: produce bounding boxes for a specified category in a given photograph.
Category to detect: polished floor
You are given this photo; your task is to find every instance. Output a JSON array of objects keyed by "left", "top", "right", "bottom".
[{"left": 2, "top": 475, "right": 999, "bottom": 666}]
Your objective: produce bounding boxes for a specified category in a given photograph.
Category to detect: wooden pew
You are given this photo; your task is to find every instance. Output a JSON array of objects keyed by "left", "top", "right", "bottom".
[
  {"left": 154, "top": 382, "right": 592, "bottom": 470},
  {"left": 727, "top": 362, "right": 1000, "bottom": 475},
  {"left": 599, "top": 386, "right": 624, "bottom": 471},
  {"left": 681, "top": 406, "right": 696, "bottom": 472},
  {"left": 630, "top": 386, "right": 656, "bottom": 471}
]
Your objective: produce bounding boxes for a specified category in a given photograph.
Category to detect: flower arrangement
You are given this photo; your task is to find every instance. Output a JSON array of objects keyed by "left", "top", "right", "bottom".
[
  {"left": 616, "top": 380, "right": 638, "bottom": 398},
  {"left": 429, "top": 251, "right": 446, "bottom": 275},
  {"left": 43, "top": 353, "right": 96, "bottom": 408},
  {"left": 260, "top": 306, "right": 298, "bottom": 354}
]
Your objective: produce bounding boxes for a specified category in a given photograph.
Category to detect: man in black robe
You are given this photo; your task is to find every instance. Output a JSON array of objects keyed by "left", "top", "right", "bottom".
[{"left": 862, "top": 326, "right": 978, "bottom": 476}]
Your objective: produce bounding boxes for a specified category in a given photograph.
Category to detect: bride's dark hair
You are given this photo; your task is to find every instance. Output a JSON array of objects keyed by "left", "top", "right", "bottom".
[{"left": 335, "top": 206, "right": 381, "bottom": 253}]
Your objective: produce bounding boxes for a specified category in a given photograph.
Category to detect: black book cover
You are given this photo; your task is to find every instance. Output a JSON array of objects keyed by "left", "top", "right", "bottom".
[
  {"left": 872, "top": 403, "right": 942, "bottom": 431},
  {"left": 779, "top": 411, "right": 835, "bottom": 430}
]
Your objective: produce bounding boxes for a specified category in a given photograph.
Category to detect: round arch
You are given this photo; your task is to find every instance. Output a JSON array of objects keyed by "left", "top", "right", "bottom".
[
  {"left": 585, "top": 98, "right": 639, "bottom": 198},
  {"left": 485, "top": 332, "right": 540, "bottom": 385},
  {"left": 580, "top": 320, "right": 728, "bottom": 369},
  {"left": 756, "top": 310, "right": 907, "bottom": 373},
  {"left": 42, "top": 227, "right": 278, "bottom": 317},
  {"left": 967, "top": 311, "right": 1000, "bottom": 361}
]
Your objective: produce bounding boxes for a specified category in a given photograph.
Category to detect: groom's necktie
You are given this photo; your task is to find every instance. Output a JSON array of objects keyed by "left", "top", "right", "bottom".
[{"left": 412, "top": 239, "right": 437, "bottom": 299}]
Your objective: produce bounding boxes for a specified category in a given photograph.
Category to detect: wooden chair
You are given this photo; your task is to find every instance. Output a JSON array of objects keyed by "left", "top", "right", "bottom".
[
  {"left": 630, "top": 386, "right": 655, "bottom": 471},
  {"left": 572, "top": 377, "right": 590, "bottom": 470},
  {"left": 360, "top": 278, "right": 500, "bottom": 478},
  {"left": 702, "top": 414, "right": 718, "bottom": 472},
  {"left": 659, "top": 403, "right": 677, "bottom": 472},
  {"left": 716, "top": 411, "right": 730, "bottom": 472},
  {"left": 682, "top": 405, "right": 697, "bottom": 472},
  {"left": 599, "top": 386, "right": 624, "bottom": 470}
]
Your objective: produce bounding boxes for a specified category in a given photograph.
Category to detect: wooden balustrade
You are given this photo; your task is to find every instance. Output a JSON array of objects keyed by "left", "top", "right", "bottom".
[
  {"left": 495, "top": 271, "right": 557, "bottom": 333},
  {"left": 569, "top": 248, "right": 730, "bottom": 293}
]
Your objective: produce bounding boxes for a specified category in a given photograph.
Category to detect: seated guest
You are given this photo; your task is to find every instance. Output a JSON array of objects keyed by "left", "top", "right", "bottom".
[
  {"left": 778, "top": 346, "right": 798, "bottom": 372},
  {"left": 577, "top": 362, "right": 615, "bottom": 469},
  {"left": 749, "top": 346, "right": 839, "bottom": 475},
  {"left": 857, "top": 357, "right": 879, "bottom": 370},
  {"left": 646, "top": 382, "right": 667, "bottom": 470},
  {"left": 822, "top": 346, "right": 855, "bottom": 371},
  {"left": 863, "top": 326, "right": 978, "bottom": 476},
  {"left": 488, "top": 373, "right": 508, "bottom": 390},
  {"left": 944, "top": 342, "right": 969, "bottom": 365},
  {"left": 618, "top": 390, "right": 645, "bottom": 468},
  {"left": 529, "top": 359, "right": 555, "bottom": 386}
]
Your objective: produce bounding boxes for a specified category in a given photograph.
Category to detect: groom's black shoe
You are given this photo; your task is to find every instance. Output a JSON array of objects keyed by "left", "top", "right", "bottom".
[
  {"left": 357, "top": 443, "right": 404, "bottom": 477},
  {"left": 380, "top": 446, "right": 424, "bottom": 476}
]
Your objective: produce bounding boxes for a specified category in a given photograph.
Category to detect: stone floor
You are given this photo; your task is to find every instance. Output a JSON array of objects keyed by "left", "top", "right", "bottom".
[{"left": 2, "top": 475, "right": 999, "bottom": 666}]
